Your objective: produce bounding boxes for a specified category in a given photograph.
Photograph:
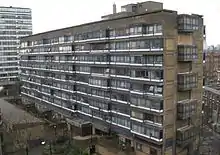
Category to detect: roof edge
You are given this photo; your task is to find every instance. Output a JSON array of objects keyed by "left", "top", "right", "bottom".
[
  {"left": 21, "top": 9, "right": 176, "bottom": 40},
  {"left": 0, "top": 6, "right": 31, "bottom": 10}
]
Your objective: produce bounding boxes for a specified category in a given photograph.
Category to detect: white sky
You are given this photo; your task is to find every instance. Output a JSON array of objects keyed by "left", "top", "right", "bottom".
[{"left": 0, "top": 0, "right": 219, "bottom": 45}]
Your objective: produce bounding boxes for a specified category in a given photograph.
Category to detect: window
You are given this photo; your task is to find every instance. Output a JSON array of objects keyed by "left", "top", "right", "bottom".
[
  {"left": 113, "top": 68, "right": 130, "bottom": 76},
  {"left": 130, "top": 27, "right": 134, "bottom": 34},
  {"left": 115, "top": 41, "right": 129, "bottom": 50},
  {"left": 154, "top": 24, "right": 162, "bottom": 34},
  {"left": 111, "top": 92, "right": 129, "bottom": 102},
  {"left": 144, "top": 113, "right": 154, "bottom": 121},
  {"left": 144, "top": 55, "right": 154, "bottom": 64},
  {"left": 130, "top": 70, "right": 163, "bottom": 80},
  {"left": 178, "top": 15, "right": 199, "bottom": 31},
  {"left": 177, "top": 100, "right": 197, "bottom": 120},
  {"left": 112, "top": 105, "right": 130, "bottom": 115},
  {"left": 131, "top": 111, "right": 143, "bottom": 119},
  {"left": 111, "top": 55, "right": 130, "bottom": 63},
  {"left": 152, "top": 39, "right": 163, "bottom": 49},
  {"left": 146, "top": 25, "right": 154, "bottom": 34},
  {"left": 91, "top": 43, "right": 107, "bottom": 50},
  {"left": 131, "top": 83, "right": 143, "bottom": 92},
  {"left": 154, "top": 70, "right": 163, "bottom": 80},
  {"left": 131, "top": 123, "right": 161, "bottom": 139},
  {"left": 186, "top": 17, "right": 191, "bottom": 24},
  {"left": 178, "top": 73, "right": 197, "bottom": 90},
  {"left": 91, "top": 88, "right": 109, "bottom": 98},
  {"left": 178, "top": 45, "right": 197, "bottom": 61},
  {"left": 78, "top": 66, "right": 90, "bottom": 72},
  {"left": 110, "top": 43, "right": 115, "bottom": 50},
  {"left": 89, "top": 78, "right": 108, "bottom": 87},
  {"left": 130, "top": 97, "right": 163, "bottom": 111},
  {"left": 129, "top": 39, "right": 163, "bottom": 50},
  {"left": 130, "top": 41, "right": 136, "bottom": 49},
  {"left": 111, "top": 80, "right": 130, "bottom": 89},
  {"left": 109, "top": 29, "right": 115, "bottom": 37},
  {"left": 81, "top": 106, "right": 91, "bottom": 114},
  {"left": 64, "top": 35, "right": 72, "bottom": 42},
  {"left": 89, "top": 100, "right": 108, "bottom": 110},
  {"left": 130, "top": 25, "right": 143, "bottom": 35},
  {"left": 111, "top": 117, "right": 130, "bottom": 127},
  {"left": 91, "top": 67, "right": 105, "bottom": 74},
  {"left": 155, "top": 55, "right": 163, "bottom": 64},
  {"left": 116, "top": 28, "right": 128, "bottom": 37},
  {"left": 59, "top": 36, "right": 64, "bottom": 43}
]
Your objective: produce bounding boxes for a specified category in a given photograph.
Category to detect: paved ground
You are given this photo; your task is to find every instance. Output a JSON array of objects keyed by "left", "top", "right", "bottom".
[
  {"left": 29, "top": 145, "right": 44, "bottom": 155},
  {"left": 200, "top": 125, "right": 220, "bottom": 155}
]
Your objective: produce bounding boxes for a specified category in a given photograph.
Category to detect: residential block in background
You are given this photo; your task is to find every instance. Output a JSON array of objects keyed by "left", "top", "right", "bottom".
[{"left": 0, "top": 6, "right": 32, "bottom": 96}]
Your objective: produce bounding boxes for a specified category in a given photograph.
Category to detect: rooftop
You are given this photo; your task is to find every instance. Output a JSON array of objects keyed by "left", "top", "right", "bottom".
[
  {"left": 0, "top": 99, "right": 44, "bottom": 125},
  {"left": 204, "top": 85, "right": 220, "bottom": 96},
  {"left": 20, "top": 9, "right": 176, "bottom": 41},
  {"left": 0, "top": 6, "right": 31, "bottom": 10}
]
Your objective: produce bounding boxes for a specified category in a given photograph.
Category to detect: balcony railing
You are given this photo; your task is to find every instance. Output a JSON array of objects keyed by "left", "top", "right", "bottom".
[
  {"left": 178, "top": 45, "right": 197, "bottom": 62},
  {"left": 178, "top": 72, "right": 197, "bottom": 91},
  {"left": 177, "top": 99, "right": 197, "bottom": 120},
  {"left": 176, "top": 125, "right": 197, "bottom": 146}
]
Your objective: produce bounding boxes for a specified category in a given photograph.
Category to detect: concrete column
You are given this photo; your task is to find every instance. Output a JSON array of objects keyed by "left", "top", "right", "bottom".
[{"left": 92, "top": 126, "right": 95, "bottom": 135}]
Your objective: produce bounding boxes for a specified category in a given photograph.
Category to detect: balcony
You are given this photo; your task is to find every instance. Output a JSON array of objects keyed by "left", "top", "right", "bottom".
[
  {"left": 176, "top": 125, "right": 197, "bottom": 146},
  {"left": 178, "top": 72, "right": 197, "bottom": 91},
  {"left": 178, "top": 15, "right": 199, "bottom": 33},
  {"left": 75, "top": 29, "right": 111, "bottom": 44},
  {"left": 178, "top": 45, "right": 197, "bottom": 62},
  {"left": 177, "top": 99, "right": 197, "bottom": 120},
  {"left": 143, "top": 114, "right": 162, "bottom": 127},
  {"left": 130, "top": 111, "right": 163, "bottom": 127}
]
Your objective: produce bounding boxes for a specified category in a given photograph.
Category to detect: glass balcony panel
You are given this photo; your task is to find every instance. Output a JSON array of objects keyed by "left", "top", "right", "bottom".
[
  {"left": 177, "top": 99, "right": 197, "bottom": 120},
  {"left": 178, "top": 73, "right": 198, "bottom": 91},
  {"left": 178, "top": 15, "right": 199, "bottom": 33},
  {"left": 178, "top": 45, "right": 197, "bottom": 61},
  {"left": 176, "top": 125, "right": 197, "bottom": 146}
]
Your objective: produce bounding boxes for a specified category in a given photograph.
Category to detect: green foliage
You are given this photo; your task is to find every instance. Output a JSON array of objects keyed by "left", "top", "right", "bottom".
[
  {"left": 43, "top": 140, "right": 88, "bottom": 155},
  {"left": 64, "top": 143, "right": 88, "bottom": 155}
]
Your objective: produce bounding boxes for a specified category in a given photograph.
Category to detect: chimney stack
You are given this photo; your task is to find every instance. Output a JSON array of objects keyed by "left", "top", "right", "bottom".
[{"left": 113, "top": 3, "right": 117, "bottom": 14}]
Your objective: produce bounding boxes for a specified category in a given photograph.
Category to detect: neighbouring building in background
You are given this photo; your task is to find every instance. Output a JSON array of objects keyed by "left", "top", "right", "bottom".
[
  {"left": 0, "top": 6, "right": 32, "bottom": 97},
  {"left": 204, "top": 52, "right": 220, "bottom": 85},
  {"left": 0, "top": 99, "right": 44, "bottom": 155},
  {"left": 19, "top": 1, "right": 204, "bottom": 155},
  {"left": 203, "top": 85, "right": 220, "bottom": 132},
  {"left": 207, "top": 45, "right": 220, "bottom": 51}
]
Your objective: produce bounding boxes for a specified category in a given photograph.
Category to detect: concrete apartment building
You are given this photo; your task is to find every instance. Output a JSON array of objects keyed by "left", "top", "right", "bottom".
[
  {"left": 19, "top": 1, "right": 204, "bottom": 155},
  {"left": 0, "top": 6, "right": 32, "bottom": 96}
]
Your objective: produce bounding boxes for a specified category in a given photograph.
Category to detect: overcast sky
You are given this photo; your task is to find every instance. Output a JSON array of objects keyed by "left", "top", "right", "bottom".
[{"left": 0, "top": 0, "right": 219, "bottom": 45}]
